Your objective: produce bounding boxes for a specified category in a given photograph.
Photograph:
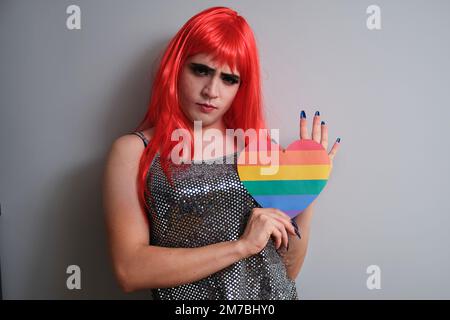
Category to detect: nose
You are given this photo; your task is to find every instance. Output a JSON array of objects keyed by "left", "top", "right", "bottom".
[{"left": 201, "top": 77, "right": 219, "bottom": 100}]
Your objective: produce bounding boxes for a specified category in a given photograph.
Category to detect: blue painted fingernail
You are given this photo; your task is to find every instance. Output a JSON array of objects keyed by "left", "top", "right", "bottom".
[
  {"left": 315, "top": 111, "right": 320, "bottom": 116},
  {"left": 321, "top": 121, "right": 325, "bottom": 125},
  {"left": 291, "top": 219, "right": 302, "bottom": 239},
  {"left": 291, "top": 218, "right": 298, "bottom": 229},
  {"left": 336, "top": 137, "right": 341, "bottom": 143},
  {"left": 294, "top": 227, "right": 301, "bottom": 239},
  {"left": 300, "top": 110, "right": 306, "bottom": 119}
]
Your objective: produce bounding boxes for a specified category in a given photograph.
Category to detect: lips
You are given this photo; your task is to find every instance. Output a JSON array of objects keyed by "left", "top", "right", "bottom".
[
  {"left": 197, "top": 103, "right": 217, "bottom": 114},
  {"left": 196, "top": 103, "right": 217, "bottom": 109}
]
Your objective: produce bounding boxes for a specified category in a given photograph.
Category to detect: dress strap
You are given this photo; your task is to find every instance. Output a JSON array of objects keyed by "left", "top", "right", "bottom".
[{"left": 130, "top": 131, "right": 149, "bottom": 147}]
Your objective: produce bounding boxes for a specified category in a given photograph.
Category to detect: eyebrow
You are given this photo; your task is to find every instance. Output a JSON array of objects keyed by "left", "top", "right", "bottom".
[{"left": 190, "top": 62, "right": 241, "bottom": 82}]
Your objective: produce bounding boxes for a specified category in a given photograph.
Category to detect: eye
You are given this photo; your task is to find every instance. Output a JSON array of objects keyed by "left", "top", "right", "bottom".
[
  {"left": 191, "top": 65, "right": 209, "bottom": 76},
  {"left": 222, "top": 76, "right": 239, "bottom": 85}
]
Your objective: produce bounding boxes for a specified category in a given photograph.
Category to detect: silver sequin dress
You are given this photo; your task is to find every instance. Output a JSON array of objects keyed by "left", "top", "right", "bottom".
[{"left": 131, "top": 131, "right": 299, "bottom": 300}]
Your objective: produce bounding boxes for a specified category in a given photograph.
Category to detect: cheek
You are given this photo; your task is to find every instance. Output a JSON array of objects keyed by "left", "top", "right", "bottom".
[
  {"left": 223, "top": 86, "right": 239, "bottom": 104},
  {"left": 180, "top": 75, "right": 202, "bottom": 99},
  {"left": 179, "top": 76, "right": 193, "bottom": 103}
]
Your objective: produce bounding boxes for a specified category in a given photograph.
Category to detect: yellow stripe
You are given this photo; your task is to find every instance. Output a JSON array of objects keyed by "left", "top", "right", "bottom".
[{"left": 238, "top": 164, "right": 331, "bottom": 180}]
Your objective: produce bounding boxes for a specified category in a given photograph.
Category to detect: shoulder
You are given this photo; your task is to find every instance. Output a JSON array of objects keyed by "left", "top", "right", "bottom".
[{"left": 106, "top": 128, "right": 155, "bottom": 167}]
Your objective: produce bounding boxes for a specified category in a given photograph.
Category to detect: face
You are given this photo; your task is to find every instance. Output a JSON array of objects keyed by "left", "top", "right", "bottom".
[{"left": 178, "top": 53, "right": 241, "bottom": 130}]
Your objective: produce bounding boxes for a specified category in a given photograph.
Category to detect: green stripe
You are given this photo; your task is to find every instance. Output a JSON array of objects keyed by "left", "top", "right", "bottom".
[{"left": 242, "top": 180, "right": 327, "bottom": 195}]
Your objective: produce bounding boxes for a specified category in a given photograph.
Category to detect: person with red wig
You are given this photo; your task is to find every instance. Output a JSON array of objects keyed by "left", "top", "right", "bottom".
[{"left": 102, "top": 6, "right": 340, "bottom": 300}]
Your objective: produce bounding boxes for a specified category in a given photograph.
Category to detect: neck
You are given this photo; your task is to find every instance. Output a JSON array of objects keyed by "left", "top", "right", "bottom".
[
  {"left": 191, "top": 118, "right": 238, "bottom": 156},
  {"left": 202, "top": 118, "right": 226, "bottom": 135}
]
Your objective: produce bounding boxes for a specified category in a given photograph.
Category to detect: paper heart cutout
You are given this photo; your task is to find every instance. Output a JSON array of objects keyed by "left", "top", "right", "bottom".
[{"left": 237, "top": 138, "right": 331, "bottom": 218}]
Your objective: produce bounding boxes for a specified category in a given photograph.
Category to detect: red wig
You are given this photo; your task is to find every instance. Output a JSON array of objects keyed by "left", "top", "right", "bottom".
[{"left": 132, "top": 6, "right": 271, "bottom": 216}]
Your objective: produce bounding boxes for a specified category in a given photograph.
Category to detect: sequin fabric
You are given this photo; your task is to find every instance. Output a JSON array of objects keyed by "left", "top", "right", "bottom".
[{"left": 140, "top": 137, "right": 298, "bottom": 300}]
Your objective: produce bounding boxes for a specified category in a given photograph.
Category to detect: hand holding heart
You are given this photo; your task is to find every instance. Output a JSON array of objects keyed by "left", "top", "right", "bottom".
[
  {"left": 298, "top": 110, "right": 340, "bottom": 176},
  {"left": 303, "top": 110, "right": 340, "bottom": 169},
  {"left": 237, "top": 110, "right": 341, "bottom": 219}
]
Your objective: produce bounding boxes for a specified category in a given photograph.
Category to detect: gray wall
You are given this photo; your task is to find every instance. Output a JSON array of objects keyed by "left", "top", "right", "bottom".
[{"left": 1, "top": 0, "right": 449, "bottom": 299}]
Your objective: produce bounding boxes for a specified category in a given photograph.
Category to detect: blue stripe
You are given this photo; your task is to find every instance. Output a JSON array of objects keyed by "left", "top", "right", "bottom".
[{"left": 252, "top": 194, "right": 318, "bottom": 211}]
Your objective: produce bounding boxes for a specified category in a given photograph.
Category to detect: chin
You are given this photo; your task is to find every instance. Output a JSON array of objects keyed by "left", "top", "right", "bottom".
[{"left": 192, "top": 112, "right": 214, "bottom": 121}]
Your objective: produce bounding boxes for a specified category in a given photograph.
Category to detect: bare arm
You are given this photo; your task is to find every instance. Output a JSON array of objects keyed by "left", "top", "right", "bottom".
[
  {"left": 102, "top": 135, "right": 249, "bottom": 292},
  {"left": 280, "top": 200, "right": 316, "bottom": 281},
  {"left": 282, "top": 108, "right": 341, "bottom": 281}
]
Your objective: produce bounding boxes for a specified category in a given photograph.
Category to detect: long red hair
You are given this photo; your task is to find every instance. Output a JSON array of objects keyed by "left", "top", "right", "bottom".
[{"left": 132, "top": 6, "right": 271, "bottom": 217}]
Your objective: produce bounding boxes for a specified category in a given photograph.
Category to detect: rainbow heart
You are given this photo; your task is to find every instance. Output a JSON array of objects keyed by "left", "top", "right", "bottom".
[{"left": 237, "top": 138, "right": 331, "bottom": 218}]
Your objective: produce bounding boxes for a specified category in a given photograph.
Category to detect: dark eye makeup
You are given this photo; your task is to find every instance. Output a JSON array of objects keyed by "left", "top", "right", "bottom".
[
  {"left": 191, "top": 64, "right": 209, "bottom": 75},
  {"left": 189, "top": 63, "right": 240, "bottom": 85}
]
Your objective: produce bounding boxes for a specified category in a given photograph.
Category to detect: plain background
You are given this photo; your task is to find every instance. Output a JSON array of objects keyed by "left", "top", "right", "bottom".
[{"left": 1, "top": 0, "right": 449, "bottom": 299}]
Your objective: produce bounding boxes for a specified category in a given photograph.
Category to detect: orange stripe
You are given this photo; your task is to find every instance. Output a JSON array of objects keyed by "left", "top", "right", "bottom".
[{"left": 237, "top": 150, "right": 330, "bottom": 166}]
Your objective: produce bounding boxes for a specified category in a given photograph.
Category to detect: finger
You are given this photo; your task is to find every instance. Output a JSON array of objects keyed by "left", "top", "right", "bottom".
[
  {"left": 321, "top": 121, "right": 328, "bottom": 150},
  {"left": 269, "top": 209, "right": 296, "bottom": 236},
  {"left": 272, "top": 219, "right": 289, "bottom": 249},
  {"left": 271, "top": 228, "right": 283, "bottom": 249},
  {"left": 299, "top": 110, "right": 310, "bottom": 139},
  {"left": 328, "top": 138, "right": 341, "bottom": 161},
  {"left": 279, "top": 223, "right": 289, "bottom": 249},
  {"left": 312, "top": 111, "right": 321, "bottom": 143}
]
